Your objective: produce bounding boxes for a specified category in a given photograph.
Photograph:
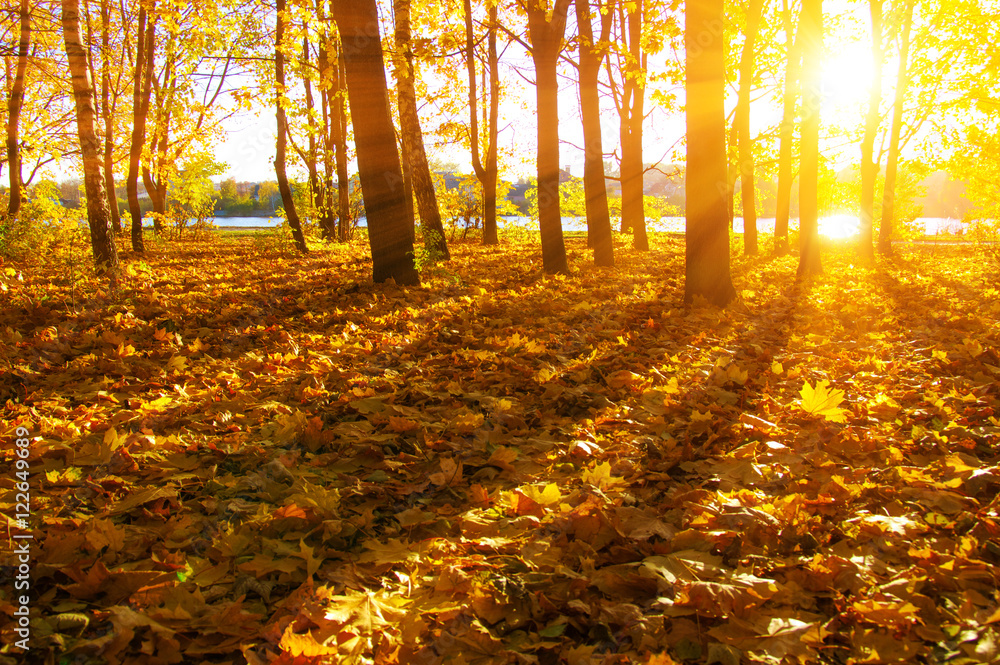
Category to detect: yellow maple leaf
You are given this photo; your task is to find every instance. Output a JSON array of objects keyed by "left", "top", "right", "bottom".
[
  {"left": 721, "top": 362, "right": 748, "bottom": 385},
  {"left": 322, "top": 590, "right": 404, "bottom": 629},
  {"left": 103, "top": 427, "right": 121, "bottom": 448},
  {"left": 581, "top": 462, "right": 624, "bottom": 490},
  {"left": 520, "top": 483, "right": 562, "bottom": 506},
  {"left": 799, "top": 380, "right": 848, "bottom": 422},
  {"left": 960, "top": 338, "right": 984, "bottom": 358}
]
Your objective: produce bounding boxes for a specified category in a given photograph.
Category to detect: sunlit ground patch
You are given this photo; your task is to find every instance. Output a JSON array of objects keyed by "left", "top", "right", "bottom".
[{"left": 819, "top": 214, "right": 861, "bottom": 239}]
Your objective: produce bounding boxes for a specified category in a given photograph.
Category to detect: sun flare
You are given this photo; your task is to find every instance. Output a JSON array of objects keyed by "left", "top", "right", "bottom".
[
  {"left": 819, "top": 214, "right": 861, "bottom": 239},
  {"left": 821, "top": 41, "right": 876, "bottom": 120}
]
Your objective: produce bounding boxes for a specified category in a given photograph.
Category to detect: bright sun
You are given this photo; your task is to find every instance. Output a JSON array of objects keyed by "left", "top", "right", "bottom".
[{"left": 819, "top": 214, "right": 861, "bottom": 239}]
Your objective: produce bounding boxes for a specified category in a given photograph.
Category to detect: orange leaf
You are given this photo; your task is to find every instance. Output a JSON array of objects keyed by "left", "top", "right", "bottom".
[{"left": 274, "top": 504, "right": 308, "bottom": 520}]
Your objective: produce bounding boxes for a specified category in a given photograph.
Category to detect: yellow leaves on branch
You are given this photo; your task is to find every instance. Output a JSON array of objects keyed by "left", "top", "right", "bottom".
[{"left": 798, "top": 380, "right": 849, "bottom": 422}]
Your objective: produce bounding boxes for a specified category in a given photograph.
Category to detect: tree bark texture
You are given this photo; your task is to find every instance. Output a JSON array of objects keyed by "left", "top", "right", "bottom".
[
  {"left": 618, "top": 1, "right": 648, "bottom": 252},
  {"left": 333, "top": 0, "right": 419, "bottom": 284},
  {"left": 127, "top": 7, "right": 154, "bottom": 252},
  {"left": 685, "top": 0, "right": 736, "bottom": 306},
  {"left": 576, "top": 0, "right": 614, "bottom": 266},
  {"left": 100, "top": 0, "right": 122, "bottom": 233},
  {"left": 5, "top": 0, "right": 30, "bottom": 219},
  {"left": 526, "top": 0, "right": 571, "bottom": 274},
  {"left": 483, "top": 14, "right": 500, "bottom": 247},
  {"left": 398, "top": 129, "right": 416, "bottom": 234},
  {"left": 62, "top": 0, "right": 119, "bottom": 275},
  {"left": 393, "top": 0, "right": 449, "bottom": 259},
  {"left": 464, "top": 0, "right": 501, "bottom": 246},
  {"left": 328, "top": 38, "right": 352, "bottom": 242},
  {"left": 274, "top": 0, "right": 309, "bottom": 254}
]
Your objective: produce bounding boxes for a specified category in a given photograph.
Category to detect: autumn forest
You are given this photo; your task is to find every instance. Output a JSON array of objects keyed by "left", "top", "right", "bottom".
[{"left": 2, "top": 0, "right": 1000, "bottom": 663}]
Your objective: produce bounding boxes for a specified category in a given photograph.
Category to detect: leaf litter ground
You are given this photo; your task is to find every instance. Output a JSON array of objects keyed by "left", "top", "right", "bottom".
[{"left": 2, "top": 235, "right": 1000, "bottom": 665}]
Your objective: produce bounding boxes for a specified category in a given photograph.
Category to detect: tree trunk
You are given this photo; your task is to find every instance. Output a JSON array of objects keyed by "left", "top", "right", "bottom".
[
  {"left": 62, "top": 0, "right": 119, "bottom": 276},
  {"left": 576, "top": 0, "right": 614, "bottom": 267},
  {"left": 483, "top": 7, "right": 500, "bottom": 246},
  {"left": 330, "top": 41, "right": 352, "bottom": 242},
  {"left": 393, "top": 0, "right": 449, "bottom": 259},
  {"left": 858, "top": 0, "right": 882, "bottom": 262},
  {"left": 127, "top": 7, "right": 154, "bottom": 253},
  {"left": 100, "top": 0, "right": 122, "bottom": 234},
  {"left": 878, "top": 0, "right": 914, "bottom": 255},
  {"left": 398, "top": 130, "right": 416, "bottom": 234},
  {"left": 736, "top": 0, "right": 765, "bottom": 256},
  {"left": 619, "top": 1, "right": 648, "bottom": 251},
  {"left": 143, "top": 163, "right": 167, "bottom": 220},
  {"left": 274, "top": 0, "right": 308, "bottom": 254},
  {"left": 526, "top": 0, "right": 570, "bottom": 274},
  {"left": 316, "top": 3, "right": 344, "bottom": 240},
  {"left": 726, "top": 113, "right": 738, "bottom": 227},
  {"left": 143, "top": 57, "right": 171, "bottom": 229},
  {"left": 302, "top": 33, "right": 332, "bottom": 239},
  {"left": 774, "top": 0, "right": 801, "bottom": 254},
  {"left": 464, "top": 0, "right": 501, "bottom": 246},
  {"left": 5, "top": 0, "right": 30, "bottom": 219},
  {"left": 685, "top": 0, "right": 736, "bottom": 307},
  {"left": 319, "top": 78, "right": 336, "bottom": 235},
  {"left": 797, "top": 0, "right": 823, "bottom": 278},
  {"left": 333, "top": 0, "right": 418, "bottom": 285}
]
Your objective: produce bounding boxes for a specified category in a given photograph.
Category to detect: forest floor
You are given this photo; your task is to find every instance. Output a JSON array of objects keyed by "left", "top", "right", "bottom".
[{"left": 1, "top": 233, "right": 1000, "bottom": 665}]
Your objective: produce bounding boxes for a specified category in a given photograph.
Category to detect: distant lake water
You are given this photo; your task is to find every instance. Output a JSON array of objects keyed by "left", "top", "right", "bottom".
[
  {"left": 210, "top": 216, "right": 282, "bottom": 228},
  {"left": 143, "top": 216, "right": 283, "bottom": 229},
  {"left": 194, "top": 215, "right": 966, "bottom": 238},
  {"left": 501, "top": 216, "right": 967, "bottom": 238}
]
